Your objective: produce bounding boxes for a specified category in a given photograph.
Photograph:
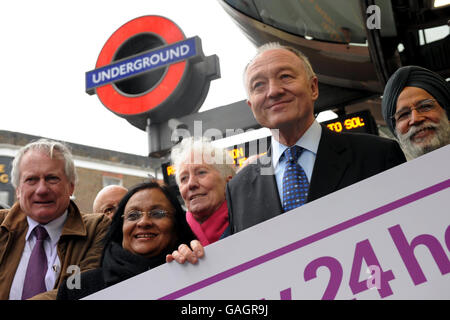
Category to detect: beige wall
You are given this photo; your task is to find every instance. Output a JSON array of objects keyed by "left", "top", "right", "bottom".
[{"left": 73, "top": 167, "right": 147, "bottom": 213}]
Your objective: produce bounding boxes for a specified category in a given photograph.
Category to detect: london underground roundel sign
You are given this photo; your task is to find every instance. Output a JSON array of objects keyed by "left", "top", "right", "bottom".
[{"left": 86, "top": 16, "right": 220, "bottom": 131}]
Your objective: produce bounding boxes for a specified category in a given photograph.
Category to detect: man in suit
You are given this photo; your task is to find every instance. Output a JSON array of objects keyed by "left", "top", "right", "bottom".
[
  {"left": 0, "top": 139, "right": 110, "bottom": 299},
  {"left": 226, "top": 42, "right": 406, "bottom": 234},
  {"left": 381, "top": 65, "right": 450, "bottom": 160},
  {"left": 167, "top": 42, "right": 406, "bottom": 264}
]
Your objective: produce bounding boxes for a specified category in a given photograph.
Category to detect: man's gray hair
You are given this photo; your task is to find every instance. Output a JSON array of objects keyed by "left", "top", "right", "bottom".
[
  {"left": 243, "top": 42, "right": 316, "bottom": 94},
  {"left": 11, "top": 138, "right": 77, "bottom": 188},
  {"left": 170, "top": 137, "right": 236, "bottom": 185}
]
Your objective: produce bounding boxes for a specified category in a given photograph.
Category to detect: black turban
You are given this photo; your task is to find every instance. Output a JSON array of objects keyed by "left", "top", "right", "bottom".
[{"left": 381, "top": 65, "right": 450, "bottom": 136}]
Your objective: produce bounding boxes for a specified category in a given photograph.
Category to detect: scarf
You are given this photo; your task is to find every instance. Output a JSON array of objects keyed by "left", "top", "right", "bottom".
[
  {"left": 186, "top": 201, "right": 229, "bottom": 246},
  {"left": 101, "top": 242, "right": 169, "bottom": 287}
]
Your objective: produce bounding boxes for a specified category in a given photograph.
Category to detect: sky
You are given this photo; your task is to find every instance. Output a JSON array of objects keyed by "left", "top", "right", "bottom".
[{"left": 0, "top": 0, "right": 258, "bottom": 156}]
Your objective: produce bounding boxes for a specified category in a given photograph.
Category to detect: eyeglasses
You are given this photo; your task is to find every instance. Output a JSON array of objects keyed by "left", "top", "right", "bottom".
[
  {"left": 391, "top": 99, "right": 436, "bottom": 123},
  {"left": 122, "top": 209, "right": 171, "bottom": 222}
]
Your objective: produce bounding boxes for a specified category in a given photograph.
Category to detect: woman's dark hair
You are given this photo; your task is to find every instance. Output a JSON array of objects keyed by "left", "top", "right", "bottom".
[{"left": 101, "top": 180, "right": 195, "bottom": 262}]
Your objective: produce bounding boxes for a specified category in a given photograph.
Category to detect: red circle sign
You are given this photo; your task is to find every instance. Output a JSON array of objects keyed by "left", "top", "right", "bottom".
[{"left": 95, "top": 16, "right": 186, "bottom": 116}]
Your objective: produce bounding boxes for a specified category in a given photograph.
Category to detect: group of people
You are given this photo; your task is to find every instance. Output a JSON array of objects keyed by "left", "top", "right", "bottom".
[
  {"left": 0, "top": 42, "right": 448, "bottom": 300},
  {"left": 168, "top": 43, "right": 449, "bottom": 263}
]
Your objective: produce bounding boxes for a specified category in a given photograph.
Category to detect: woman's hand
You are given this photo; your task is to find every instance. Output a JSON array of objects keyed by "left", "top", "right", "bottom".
[{"left": 166, "top": 240, "right": 205, "bottom": 264}]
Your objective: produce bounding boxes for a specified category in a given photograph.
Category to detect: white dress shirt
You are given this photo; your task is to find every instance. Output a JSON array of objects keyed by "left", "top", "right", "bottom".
[
  {"left": 9, "top": 211, "right": 67, "bottom": 300},
  {"left": 272, "top": 120, "right": 322, "bottom": 204}
]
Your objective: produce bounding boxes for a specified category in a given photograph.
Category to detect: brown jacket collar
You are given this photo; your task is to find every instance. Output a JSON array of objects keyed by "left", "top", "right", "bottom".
[{"left": 1, "top": 200, "right": 87, "bottom": 238}]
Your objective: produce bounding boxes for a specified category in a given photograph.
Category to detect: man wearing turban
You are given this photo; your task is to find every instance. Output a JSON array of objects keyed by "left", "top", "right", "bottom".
[{"left": 381, "top": 66, "right": 450, "bottom": 159}]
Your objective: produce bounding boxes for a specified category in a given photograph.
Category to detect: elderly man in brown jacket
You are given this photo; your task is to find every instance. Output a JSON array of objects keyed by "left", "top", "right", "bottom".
[{"left": 0, "top": 139, "right": 110, "bottom": 300}]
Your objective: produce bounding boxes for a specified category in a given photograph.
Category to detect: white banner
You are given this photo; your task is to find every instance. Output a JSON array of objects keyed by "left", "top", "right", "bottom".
[{"left": 86, "top": 145, "right": 450, "bottom": 300}]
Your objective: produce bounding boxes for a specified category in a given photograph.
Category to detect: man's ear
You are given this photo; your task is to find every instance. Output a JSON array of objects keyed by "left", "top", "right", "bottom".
[
  {"left": 16, "top": 187, "right": 21, "bottom": 201},
  {"left": 247, "top": 99, "right": 252, "bottom": 108},
  {"left": 69, "top": 183, "right": 75, "bottom": 197},
  {"left": 310, "top": 76, "right": 319, "bottom": 101}
]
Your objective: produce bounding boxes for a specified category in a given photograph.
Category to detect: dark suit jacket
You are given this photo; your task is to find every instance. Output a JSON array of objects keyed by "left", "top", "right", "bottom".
[{"left": 226, "top": 127, "right": 406, "bottom": 234}]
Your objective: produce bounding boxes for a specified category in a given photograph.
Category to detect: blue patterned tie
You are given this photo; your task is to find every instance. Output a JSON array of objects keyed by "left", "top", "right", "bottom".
[{"left": 282, "top": 146, "right": 309, "bottom": 212}]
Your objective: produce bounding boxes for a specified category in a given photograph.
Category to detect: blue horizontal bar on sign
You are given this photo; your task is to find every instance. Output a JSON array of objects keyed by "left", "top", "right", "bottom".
[{"left": 85, "top": 37, "right": 197, "bottom": 93}]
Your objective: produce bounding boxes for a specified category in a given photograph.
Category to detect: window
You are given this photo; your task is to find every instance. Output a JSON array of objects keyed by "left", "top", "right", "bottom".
[
  {"left": 102, "top": 175, "right": 123, "bottom": 187},
  {"left": 225, "top": 0, "right": 369, "bottom": 44},
  {"left": 0, "top": 191, "right": 10, "bottom": 208}
]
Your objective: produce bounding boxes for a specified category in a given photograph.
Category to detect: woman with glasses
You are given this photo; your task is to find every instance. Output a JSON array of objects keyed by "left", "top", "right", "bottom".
[{"left": 57, "top": 181, "right": 196, "bottom": 300}]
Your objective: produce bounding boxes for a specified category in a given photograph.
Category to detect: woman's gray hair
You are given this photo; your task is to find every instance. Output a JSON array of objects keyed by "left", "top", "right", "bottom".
[
  {"left": 11, "top": 138, "right": 77, "bottom": 188},
  {"left": 243, "top": 42, "right": 316, "bottom": 94},
  {"left": 170, "top": 137, "right": 236, "bottom": 185}
]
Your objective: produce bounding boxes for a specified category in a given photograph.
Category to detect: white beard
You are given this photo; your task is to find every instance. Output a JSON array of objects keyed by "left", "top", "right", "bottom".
[{"left": 396, "top": 114, "right": 450, "bottom": 159}]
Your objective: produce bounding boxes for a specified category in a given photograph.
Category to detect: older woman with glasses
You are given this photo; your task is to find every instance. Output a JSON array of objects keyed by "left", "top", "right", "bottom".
[
  {"left": 382, "top": 65, "right": 450, "bottom": 159},
  {"left": 57, "top": 181, "right": 196, "bottom": 300}
]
